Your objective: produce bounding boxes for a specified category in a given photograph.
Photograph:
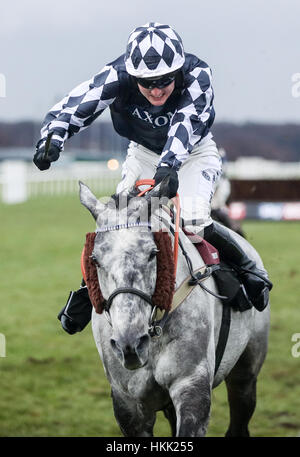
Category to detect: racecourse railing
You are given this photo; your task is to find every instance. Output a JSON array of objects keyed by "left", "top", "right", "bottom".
[{"left": 0, "top": 160, "right": 122, "bottom": 204}]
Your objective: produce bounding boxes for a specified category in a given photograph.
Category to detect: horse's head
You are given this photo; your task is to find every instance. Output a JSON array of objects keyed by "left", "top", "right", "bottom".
[{"left": 79, "top": 182, "right": 166, "bottom": 370}]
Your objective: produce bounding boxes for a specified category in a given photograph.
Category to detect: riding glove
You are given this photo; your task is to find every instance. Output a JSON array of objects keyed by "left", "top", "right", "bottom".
[
  {"left": 153, "top": 166, "right": 179, "bottom": 198},
  {"left": 33, "top": 143, "right": 60, "bottom": 171}
]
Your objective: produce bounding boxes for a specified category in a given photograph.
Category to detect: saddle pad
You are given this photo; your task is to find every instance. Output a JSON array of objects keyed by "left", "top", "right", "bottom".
[{"left": 182, "top": 228, "right": 220, "bottom": 265}]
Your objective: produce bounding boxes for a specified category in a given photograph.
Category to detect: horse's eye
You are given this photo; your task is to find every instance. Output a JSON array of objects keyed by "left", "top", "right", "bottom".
[{"left": 148, "top": 249, "right": 159, "bottom": 261}]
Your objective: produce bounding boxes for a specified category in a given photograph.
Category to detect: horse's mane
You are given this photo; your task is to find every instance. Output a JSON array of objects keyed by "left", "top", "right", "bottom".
[
  {"left": 110, "top": 188, "right": 145, "bottom": 217},
  {"left": 111, "top": 186, "right": 141, "bottom": 203},
  {"left": 108, "top": 187, "right": 157, "bottom": 228}
]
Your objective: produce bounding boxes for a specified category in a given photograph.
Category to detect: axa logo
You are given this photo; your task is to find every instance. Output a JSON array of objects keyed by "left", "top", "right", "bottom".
[{"left": 131, "top": 107, "right": 174, "bottom": 127}]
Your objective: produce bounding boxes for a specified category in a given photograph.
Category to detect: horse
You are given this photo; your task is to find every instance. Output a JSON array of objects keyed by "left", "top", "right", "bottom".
[{"left": 79, "top": 181, "right": 270, "bottom": 437}]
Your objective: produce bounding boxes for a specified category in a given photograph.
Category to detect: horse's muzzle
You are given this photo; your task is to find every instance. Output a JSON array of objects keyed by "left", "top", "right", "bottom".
[{"left": 110, "top": 333, "right": 150, "bottom": 370}]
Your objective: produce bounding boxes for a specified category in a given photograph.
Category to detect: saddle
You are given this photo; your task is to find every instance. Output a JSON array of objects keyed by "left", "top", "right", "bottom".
[{"left": 183, "top": 229, "right": 253, "bottom": 313}]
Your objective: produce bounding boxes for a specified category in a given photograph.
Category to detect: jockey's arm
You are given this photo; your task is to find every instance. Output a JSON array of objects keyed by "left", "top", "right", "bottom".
[
  {"left": 36, "top": 64, "right": 120, "bottom": 152},
  {"left": 158, "top": 63, "right": 215, "bottom": 171}
]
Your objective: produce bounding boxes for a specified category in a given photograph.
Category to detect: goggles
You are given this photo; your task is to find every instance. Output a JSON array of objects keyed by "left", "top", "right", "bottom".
[{"left": 136, "top": 72, "right": 178, "bottom": 90}]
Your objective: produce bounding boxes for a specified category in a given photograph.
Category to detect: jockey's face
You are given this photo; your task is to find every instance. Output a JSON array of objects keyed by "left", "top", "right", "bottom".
[{"left": 137, "top": 81, "right": 175, "bottom": 106}]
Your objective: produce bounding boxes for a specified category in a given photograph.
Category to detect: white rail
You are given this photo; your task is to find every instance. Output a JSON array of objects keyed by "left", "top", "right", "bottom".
[{"left": 0, "top": 160, "right": 122, "bottom": 204}]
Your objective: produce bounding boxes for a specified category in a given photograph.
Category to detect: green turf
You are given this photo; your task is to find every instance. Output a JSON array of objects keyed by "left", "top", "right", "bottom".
[{"left": 0, "top": 195, "right": 299, "bottom": 436}]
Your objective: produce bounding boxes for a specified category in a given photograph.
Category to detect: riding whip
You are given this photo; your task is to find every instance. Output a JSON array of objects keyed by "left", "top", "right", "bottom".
[{"left": 43, "top": 131, "right": 54, "bottom": 161}]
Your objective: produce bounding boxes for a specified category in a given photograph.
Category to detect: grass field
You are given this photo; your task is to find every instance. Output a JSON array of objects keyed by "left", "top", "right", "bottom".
[{"left": 0, "top": 194, "right": 300, "bottom": 437}]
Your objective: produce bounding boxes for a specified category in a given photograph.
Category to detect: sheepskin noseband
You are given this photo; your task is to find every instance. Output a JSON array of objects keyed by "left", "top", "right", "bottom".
[{"left": 81, "top": 231, "right": 175, "bottom": 314}]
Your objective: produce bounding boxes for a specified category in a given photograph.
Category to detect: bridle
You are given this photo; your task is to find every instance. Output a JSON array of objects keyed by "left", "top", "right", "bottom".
[
  {"left": 102, "top": 285, "right": 163, "bottom": 338},
  {"left": 92, "top": 180, "right": 181, "bottom": 338},
  {"left": 82, "top": 180, "right": 227, "bottom": 337}
]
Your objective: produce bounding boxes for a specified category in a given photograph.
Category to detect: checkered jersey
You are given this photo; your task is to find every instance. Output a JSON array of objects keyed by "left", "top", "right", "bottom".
[
  {"left": 38, "top": 65, "right": 119, "bottom": 150},
  {"left": 158, "top": 62, "right": 215, "bottom": 170},
  {"left": 38, "top": 54, "right": 215, "bottom": 171}
]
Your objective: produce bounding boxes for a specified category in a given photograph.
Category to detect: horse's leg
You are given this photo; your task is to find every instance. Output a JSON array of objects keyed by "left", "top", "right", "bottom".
[
  {"left": 111, "top": 388, "right": 155, "bottom": 437},
  {"left": 224, "top": 332, "right": 268, "bottom": 437},
  {"left": 169, "top": 374, "right": 212, "bottom": 437},
  {"left": 163, "top": 402, "right": 177, "bottom": 437}
]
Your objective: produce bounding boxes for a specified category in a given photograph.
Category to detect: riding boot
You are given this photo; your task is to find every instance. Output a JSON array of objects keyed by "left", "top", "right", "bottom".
[
  {"left": 204, "top": 222, "right": 272, "bottom": 311},
  {"left": 57, "top": 279, "right": 93, "bottom": 334}
]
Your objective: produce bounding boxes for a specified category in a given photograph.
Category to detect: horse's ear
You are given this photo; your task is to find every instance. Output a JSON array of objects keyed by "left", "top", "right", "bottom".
[{"left": 79, "top": 181, "right": 105, "bottom": 220}]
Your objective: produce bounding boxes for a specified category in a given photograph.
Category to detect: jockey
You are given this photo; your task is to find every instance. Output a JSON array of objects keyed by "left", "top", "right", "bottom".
[{"left": 33, "top": 23, "right": 272, "bottom": 334}]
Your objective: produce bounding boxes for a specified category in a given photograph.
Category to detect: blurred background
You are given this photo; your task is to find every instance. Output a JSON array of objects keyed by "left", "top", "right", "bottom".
[{"left": 0, "top": 0, "right": 299, "bottom": 438}]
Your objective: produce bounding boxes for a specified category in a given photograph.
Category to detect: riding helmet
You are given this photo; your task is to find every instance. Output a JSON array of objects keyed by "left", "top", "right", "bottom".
[{"left": 124, "top": 22, "right": 185, "bottom": 78}]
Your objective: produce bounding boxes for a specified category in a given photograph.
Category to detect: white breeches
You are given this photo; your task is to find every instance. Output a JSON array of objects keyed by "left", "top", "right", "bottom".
[
  {"left": 117, "top": 138, "right": 222, "bottom": 232},
  {"left": 211, "top": 176, "right": 231, "bottom": 210}
]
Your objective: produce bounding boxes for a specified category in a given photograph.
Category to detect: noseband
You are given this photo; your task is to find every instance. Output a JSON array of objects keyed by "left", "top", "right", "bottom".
[
  {"left": 104, "top": 287, "right": 153, "bottom": 310},
  {"left": 102, "top": 285, "right": 164, "bottom": 337}
]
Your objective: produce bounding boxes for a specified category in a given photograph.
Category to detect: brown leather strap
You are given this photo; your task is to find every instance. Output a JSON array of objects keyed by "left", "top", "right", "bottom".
[{"left": 156, "top": 266, "right": 207, "bottom": 320}]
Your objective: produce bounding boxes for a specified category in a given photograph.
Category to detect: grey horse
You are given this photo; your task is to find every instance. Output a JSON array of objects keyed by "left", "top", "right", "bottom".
[{"left": 79, "top": 182, "right": 270, "bottom": 437}]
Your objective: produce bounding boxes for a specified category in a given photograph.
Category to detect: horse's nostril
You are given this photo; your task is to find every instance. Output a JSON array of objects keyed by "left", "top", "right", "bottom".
[
  {"left": 110, "top": 338, "right": 122, "bottom": 354},
  {"left": 110, "top": 334, "right": 149, "bottom": 370},
  {"left": 110, "top": 338, "right": 116, "bottom": 350},
  {"left": 135, "top": 334, "right": 150, "bottom": 354},
  {"left": 111, "top": 338, "right": 135, "bottom": 356}
]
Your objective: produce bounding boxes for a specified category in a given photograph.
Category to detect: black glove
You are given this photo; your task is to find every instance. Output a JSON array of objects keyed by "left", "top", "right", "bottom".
[
  {"left": 33, "top": 143, "right": 60, "bottom": 171},
  {"left": 153, "top": 166, "right": 179, "bottom": 199}
]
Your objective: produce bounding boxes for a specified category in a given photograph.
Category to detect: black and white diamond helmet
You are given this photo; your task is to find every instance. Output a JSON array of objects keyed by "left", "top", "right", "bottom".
[{"left": 125, "top": 22, "right": 185, "bottom": 78}]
